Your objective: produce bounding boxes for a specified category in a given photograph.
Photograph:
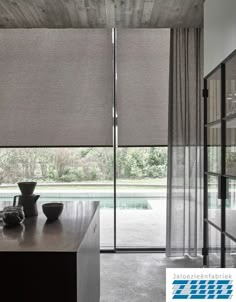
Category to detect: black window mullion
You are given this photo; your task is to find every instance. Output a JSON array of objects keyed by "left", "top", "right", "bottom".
[
  {"left": 203, "top": 78, "right": 208, "bottom": 266},
  {"left": 220, "top": 63, "right": 226, "bottom": 268},
  {"left": 113, "top": 28, "right": 117, "bottom": 251}
]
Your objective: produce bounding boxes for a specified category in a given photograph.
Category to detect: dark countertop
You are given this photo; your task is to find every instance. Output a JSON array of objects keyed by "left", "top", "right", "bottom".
[{"left": 0, "top": 200, "right": 99, "bottom": 252}]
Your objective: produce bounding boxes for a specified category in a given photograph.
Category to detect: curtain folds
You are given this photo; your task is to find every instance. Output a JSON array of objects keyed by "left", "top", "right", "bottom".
[{"left": 166, "top": 28, "right": 203, "bottom": 257}]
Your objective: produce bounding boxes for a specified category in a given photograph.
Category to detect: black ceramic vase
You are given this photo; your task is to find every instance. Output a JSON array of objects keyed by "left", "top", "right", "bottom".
[
  {"left": 13, "top": 182, "right": 40, "bottom": 217},
  {"left": 18, "top": 182, "right": 37, "bottom": 196}
]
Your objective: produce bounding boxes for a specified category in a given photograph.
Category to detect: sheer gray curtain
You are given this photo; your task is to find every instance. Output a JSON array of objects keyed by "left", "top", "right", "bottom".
[{"left": 166, "top": 28, "right": 203, "bottom": 257}]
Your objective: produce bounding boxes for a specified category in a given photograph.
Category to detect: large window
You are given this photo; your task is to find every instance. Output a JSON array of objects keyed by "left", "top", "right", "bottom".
[
  {"left": 0, "top": 28, "right": 170, "bottom": 251},
  {"left": 0, "top": 147, "right": 167, "bottom": 249}
]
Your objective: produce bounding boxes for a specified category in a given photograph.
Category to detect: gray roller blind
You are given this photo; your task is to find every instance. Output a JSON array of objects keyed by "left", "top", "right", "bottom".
[
  {"left": 0, "top": 29, "right": 113, "bottom": 146},
  {"left": 117, "top": 29, "right": 170, "bottom": 146}
]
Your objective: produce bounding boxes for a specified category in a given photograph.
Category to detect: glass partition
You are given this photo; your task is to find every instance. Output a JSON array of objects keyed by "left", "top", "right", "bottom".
[
  {"left": 207, "top": 125, "right": 221, "bottom": 173},
  {"left": 208, "top": 224, "right": 222, "bottom": 268},
  {"left": 226, "top": 178, "right": 236, "bottom": 238},
  {"left": 226, "top": 52, "right": 236, "bottom": 117},
  {"left": 207, "top": 69, "right": 221, "bottom": 123},
  {"left": 204, "top": 64, "right": 223, "bottom": 267},
  {"left": 204, "top": 51, "right": 236, "bottom": 268},
  {"left": 226, "top": 119, "right": 236, "bottom": 175},
  {"left": 208, "top": 175, "right": 221, "bottom": 227},
  {"left": 226, "top": 236, "right": 236, "bottom": 268}
]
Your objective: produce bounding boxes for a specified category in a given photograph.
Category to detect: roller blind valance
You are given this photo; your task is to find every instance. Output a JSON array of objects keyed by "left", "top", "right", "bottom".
[
  {"left": 0, "top": 29, "right": 113, "bottom": 146},
  {"left": 117, "top": 29, "right": 170, "bottom": 146}
]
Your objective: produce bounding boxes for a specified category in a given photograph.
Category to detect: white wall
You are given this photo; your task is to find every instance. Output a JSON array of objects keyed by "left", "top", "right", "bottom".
[{"left": 204, "top": 0, "right": 236, "bottom": 76}]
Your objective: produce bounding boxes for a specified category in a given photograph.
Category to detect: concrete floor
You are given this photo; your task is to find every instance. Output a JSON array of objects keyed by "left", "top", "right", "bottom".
[
  {"left": 100, "top": 198, "right": 166, "bottom": 248},
  {"left": 100, "top": 253, "right": 202, "bottom": 302}
]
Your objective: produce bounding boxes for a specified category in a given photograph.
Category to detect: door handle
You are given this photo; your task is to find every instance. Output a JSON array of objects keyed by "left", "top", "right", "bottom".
[
  {"left": 218, "top": 176, "right": 227, "bottom": 199},
  {"left": 94, "top": 223, "right": 97, "bottom": 233}
]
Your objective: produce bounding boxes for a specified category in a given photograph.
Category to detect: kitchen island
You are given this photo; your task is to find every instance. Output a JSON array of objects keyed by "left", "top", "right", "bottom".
[{"left": 0, "top": 200, "right": 100, "bottom": 302}]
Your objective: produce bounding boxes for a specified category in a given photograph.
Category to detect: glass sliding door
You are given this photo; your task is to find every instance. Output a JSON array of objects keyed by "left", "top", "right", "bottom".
[
  {"left": 116, "top": 147, "right": 167, "bottom": 248},
  {"left": 115, "top": 29, "right": 170, "bottom": 249}
]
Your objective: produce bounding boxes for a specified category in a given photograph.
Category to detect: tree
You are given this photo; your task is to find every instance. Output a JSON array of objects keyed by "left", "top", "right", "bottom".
[
  {"left": 54, "top": 149, "right": 74, "bottom": 179},
  {"left": 145, "top": 147, "right": 167, "bottom": 178},
  {"left": 0, "top": 147, "right": 168, "bottom": 184}
]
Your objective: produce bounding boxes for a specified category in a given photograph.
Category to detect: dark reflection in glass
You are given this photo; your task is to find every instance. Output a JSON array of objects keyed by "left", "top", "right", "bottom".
[
  {"left": 226, "top": 236, "right": 236, "bottom": 268},
  {"left": 208, "top": 176, "right": 221, "bottom": 227},
  {"left": 208, "top": 224, "right": 221, "bottom": 268},
  {"left": 226, "top": 119, "right": 236, "bottom": 175},
  {"left": 207, "top": 125, "right": 221, "bottom": 173},
  {"left": 226, "top": 179, "right": 236, "bottom": 238},
  {"left": 207, "top": 69, "right": 221, "bottom": 123},
  {"left": 226, "top": 54, "right": 236, "bottom": 116}
]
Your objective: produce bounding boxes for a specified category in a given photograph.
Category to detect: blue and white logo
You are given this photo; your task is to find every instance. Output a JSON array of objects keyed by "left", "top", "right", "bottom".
[
  {"left": 166, "top": 269, "right": 235, "bottom": 301},
  {"left": 172, "top": 279, "right": 232, "bottom": 299}
]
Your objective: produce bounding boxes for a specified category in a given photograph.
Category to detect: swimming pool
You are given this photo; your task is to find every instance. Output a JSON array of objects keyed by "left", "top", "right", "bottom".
[{"left": 0, "top": 195, "right": 152, "bottom": 210}]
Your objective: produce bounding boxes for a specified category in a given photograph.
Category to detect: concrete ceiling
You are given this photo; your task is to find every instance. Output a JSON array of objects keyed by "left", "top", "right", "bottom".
[{"left": 0, "top": 0, "right": 204, "bottom": 28}]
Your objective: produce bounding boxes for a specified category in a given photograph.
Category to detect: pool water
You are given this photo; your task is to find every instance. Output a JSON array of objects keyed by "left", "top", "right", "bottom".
[
  {"left": 100, "top": 198, "right": 151, "bottom": 209},
  {"left": 0, "top": 196, "right": 152, "bottom": 210}
]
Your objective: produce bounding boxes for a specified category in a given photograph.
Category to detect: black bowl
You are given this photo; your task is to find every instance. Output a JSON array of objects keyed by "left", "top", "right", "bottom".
[
  {"left": 42, "top": 203, "right": 64, "bottom": 221},
  {"left": 18, "top": 182, "right": 37, "bottom": 196}
]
